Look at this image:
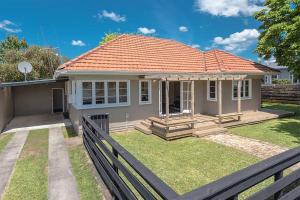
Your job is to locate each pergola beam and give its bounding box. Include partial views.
[145,74,247,81]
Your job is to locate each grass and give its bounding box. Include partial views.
[112,131,263,195]
[68,143,102,200]
[3,129,49,200]
[62,126,78,138]
[230,103,300,148]
[0,133,14,153]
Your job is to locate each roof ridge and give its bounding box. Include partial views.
[213,50,223,72]
[58,34,126,70]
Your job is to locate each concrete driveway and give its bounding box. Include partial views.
[3,114,72,133]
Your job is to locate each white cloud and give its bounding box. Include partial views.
[137,27,156,34]
[196,0,265,17]
[212,29,260,52]
[189,44,200,48]
[98,10,126,22]
[71,40,86,47]
[0,20,22,33]
[179,26,188,32]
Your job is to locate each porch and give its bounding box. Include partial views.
[136,74,247,140]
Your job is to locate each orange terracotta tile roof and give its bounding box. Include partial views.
[59,34,276,74]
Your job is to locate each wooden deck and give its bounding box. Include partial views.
[134,109,295,140]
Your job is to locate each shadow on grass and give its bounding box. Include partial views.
[64,126,78,138]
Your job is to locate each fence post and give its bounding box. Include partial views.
[274,170,283,199]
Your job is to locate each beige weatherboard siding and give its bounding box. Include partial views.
[66,74,263,132]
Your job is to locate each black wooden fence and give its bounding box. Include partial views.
[82,114,300,200]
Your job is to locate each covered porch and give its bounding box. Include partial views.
[136,73,246,140]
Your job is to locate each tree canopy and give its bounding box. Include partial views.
[0,36,67,82]
[99,33,120,45]
[255,0,300,78]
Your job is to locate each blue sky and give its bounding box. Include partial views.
[0,0,265,61]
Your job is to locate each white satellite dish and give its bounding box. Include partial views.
[18,61,32,81]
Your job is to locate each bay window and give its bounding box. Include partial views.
[80,80,130,108]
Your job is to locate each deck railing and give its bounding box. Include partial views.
[82,114,300,200]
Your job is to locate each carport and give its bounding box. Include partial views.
[0,79,67,132]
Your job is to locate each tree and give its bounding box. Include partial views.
[99,33,120,45]
[254,0,300,78]
[0,36,67,82]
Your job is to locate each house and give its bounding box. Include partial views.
[55,34,277,139]
[264,64,299,85]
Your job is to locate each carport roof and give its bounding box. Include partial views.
[0,79,67,88]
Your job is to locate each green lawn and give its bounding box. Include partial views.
[0,133,13,153]
[62,126,78,138]
[68,143,102,200]
[3,129,49,200]
[112,131,262,195]
[230,103,300,148]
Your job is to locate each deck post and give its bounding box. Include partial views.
[218,79,222,124]
[191,80,195,129]
[165,80,169,122]
[237,79,242,120]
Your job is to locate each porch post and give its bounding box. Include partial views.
[218,79,222,124]
[191,80,195,117]
[165,80,169,122]
[237,79,242,120]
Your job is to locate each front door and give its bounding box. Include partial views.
[159,81,192,115]
[52,88,64,113]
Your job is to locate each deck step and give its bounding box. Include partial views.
[193,127,227,138]
[195,121,218,129]
[141,120,151,128]
[135,124,152,135]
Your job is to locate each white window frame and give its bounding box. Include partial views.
[232,79,252,100]
[139,80,152,105]
[75,80,130,109]
[207,80,217,101]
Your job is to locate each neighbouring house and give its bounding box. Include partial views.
[54,34,278,138]
[264,65,299,85]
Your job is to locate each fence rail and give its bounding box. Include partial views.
[82,114,300,200]
[262,84,300,104]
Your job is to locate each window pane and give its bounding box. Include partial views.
[183,82,191,110]
[82,82,92,105]
[245,80,249,97]
[140,81,149,102]
[209,81,216,99]
[96,82,105,104]
[108,82,116,103]
[119,81,128,103]
[233,81,238,98]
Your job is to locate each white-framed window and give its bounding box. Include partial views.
[182,81,192,112]
[119,81,128,103]
[139,80,152,104]
[82,82,93,105]
[207,80,217,101]
[232,79,252,100]
[95,82,105,104]
[78,80,130,108]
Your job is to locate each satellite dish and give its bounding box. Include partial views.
[18,61,32,81]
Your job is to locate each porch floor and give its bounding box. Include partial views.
[135,108,295,140]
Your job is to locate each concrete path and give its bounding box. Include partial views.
[203,133,289,159]
[0,130,29,199]
[48,127,80,200]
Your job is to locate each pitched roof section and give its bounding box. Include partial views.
[59,34,275,74]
